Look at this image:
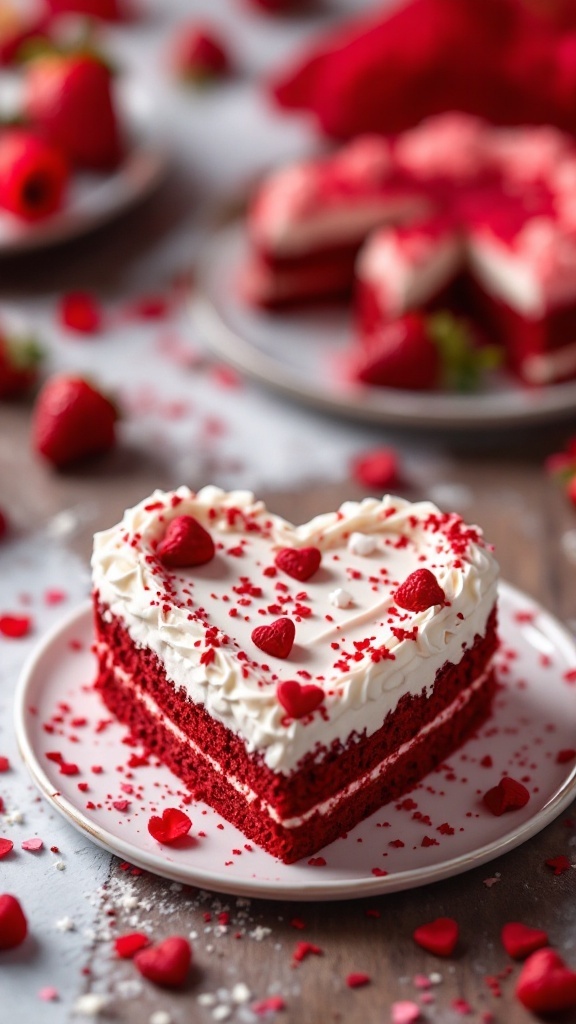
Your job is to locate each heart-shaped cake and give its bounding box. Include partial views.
[92,485,499,862]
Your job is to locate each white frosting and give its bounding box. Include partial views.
[358,224,463,318]
[92,486,499,774]
[252,193,430,257]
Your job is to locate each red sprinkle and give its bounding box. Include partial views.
[0,614,32,638]
[351,447,400,490]
[59,291,103,334]
[346,972,371,988]
[545,855,572,875]
[114,932,150,958]
[292,941,323,963]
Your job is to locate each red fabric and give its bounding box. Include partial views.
[269,0,573,138]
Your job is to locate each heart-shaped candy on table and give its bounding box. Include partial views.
[501,922,549,959]
[134,936,192,988]
[516,948,576,1013]
[413,917,459,956]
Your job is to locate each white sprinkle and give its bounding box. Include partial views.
[348,532,378,556]
[212,1007,232,1022]
[54,861,66,871]
[116,979,143,999]
[120,896,139,910]
[561,529,576,565]
[198,994,217,1007]
[169,882,182,892]
[150,1013,172,1024]
[429,972,443,985]
[329,587,353,609]
[55,916,75,932]
[73,993,111,1016]
[231,982,251,1004]
[4,810,24,825]
[250,926,271,941]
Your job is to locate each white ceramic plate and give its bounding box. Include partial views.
[0,75,167,253]
[14,583,576,901]
[193,223,576,430]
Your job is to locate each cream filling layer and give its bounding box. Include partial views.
[100,650,492,833]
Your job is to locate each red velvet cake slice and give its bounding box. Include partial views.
[92,486,499,864]
[243,135,431,307]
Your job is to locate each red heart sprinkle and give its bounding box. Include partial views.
[276,679,324,719]
[394,569,446,612]
[114,932,150,958]
[483,776,530,816]
[501,922,549,959]
[346,972,371,988]
[516,949,576,1013]
[251,617,295,659]
[413,917,459,957]
[147,807,192,844]
[0,894,28,949]
[157,515,215,568]
[134,935,192,988]
[275,546,321,581]
[0,838,14,859]
[21,838,43,852]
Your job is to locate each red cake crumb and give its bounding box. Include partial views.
[292,940,323,963]
[545,854,571,874]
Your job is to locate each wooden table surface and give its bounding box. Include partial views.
[2,395,576,1024]
[1,3,576,1021]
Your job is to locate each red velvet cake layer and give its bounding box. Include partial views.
[93,600,498,863]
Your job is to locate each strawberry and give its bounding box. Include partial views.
[0,894,28,949]
[31,373,117,468]
[171,24,231,84]
[23,53,123,171]
[42,0,130,20]
[0,129,69,221]
[0,331,43,399]
[354,311,501,391]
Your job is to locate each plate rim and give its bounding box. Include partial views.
[194,222,576,431]
[13,583,576,901]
